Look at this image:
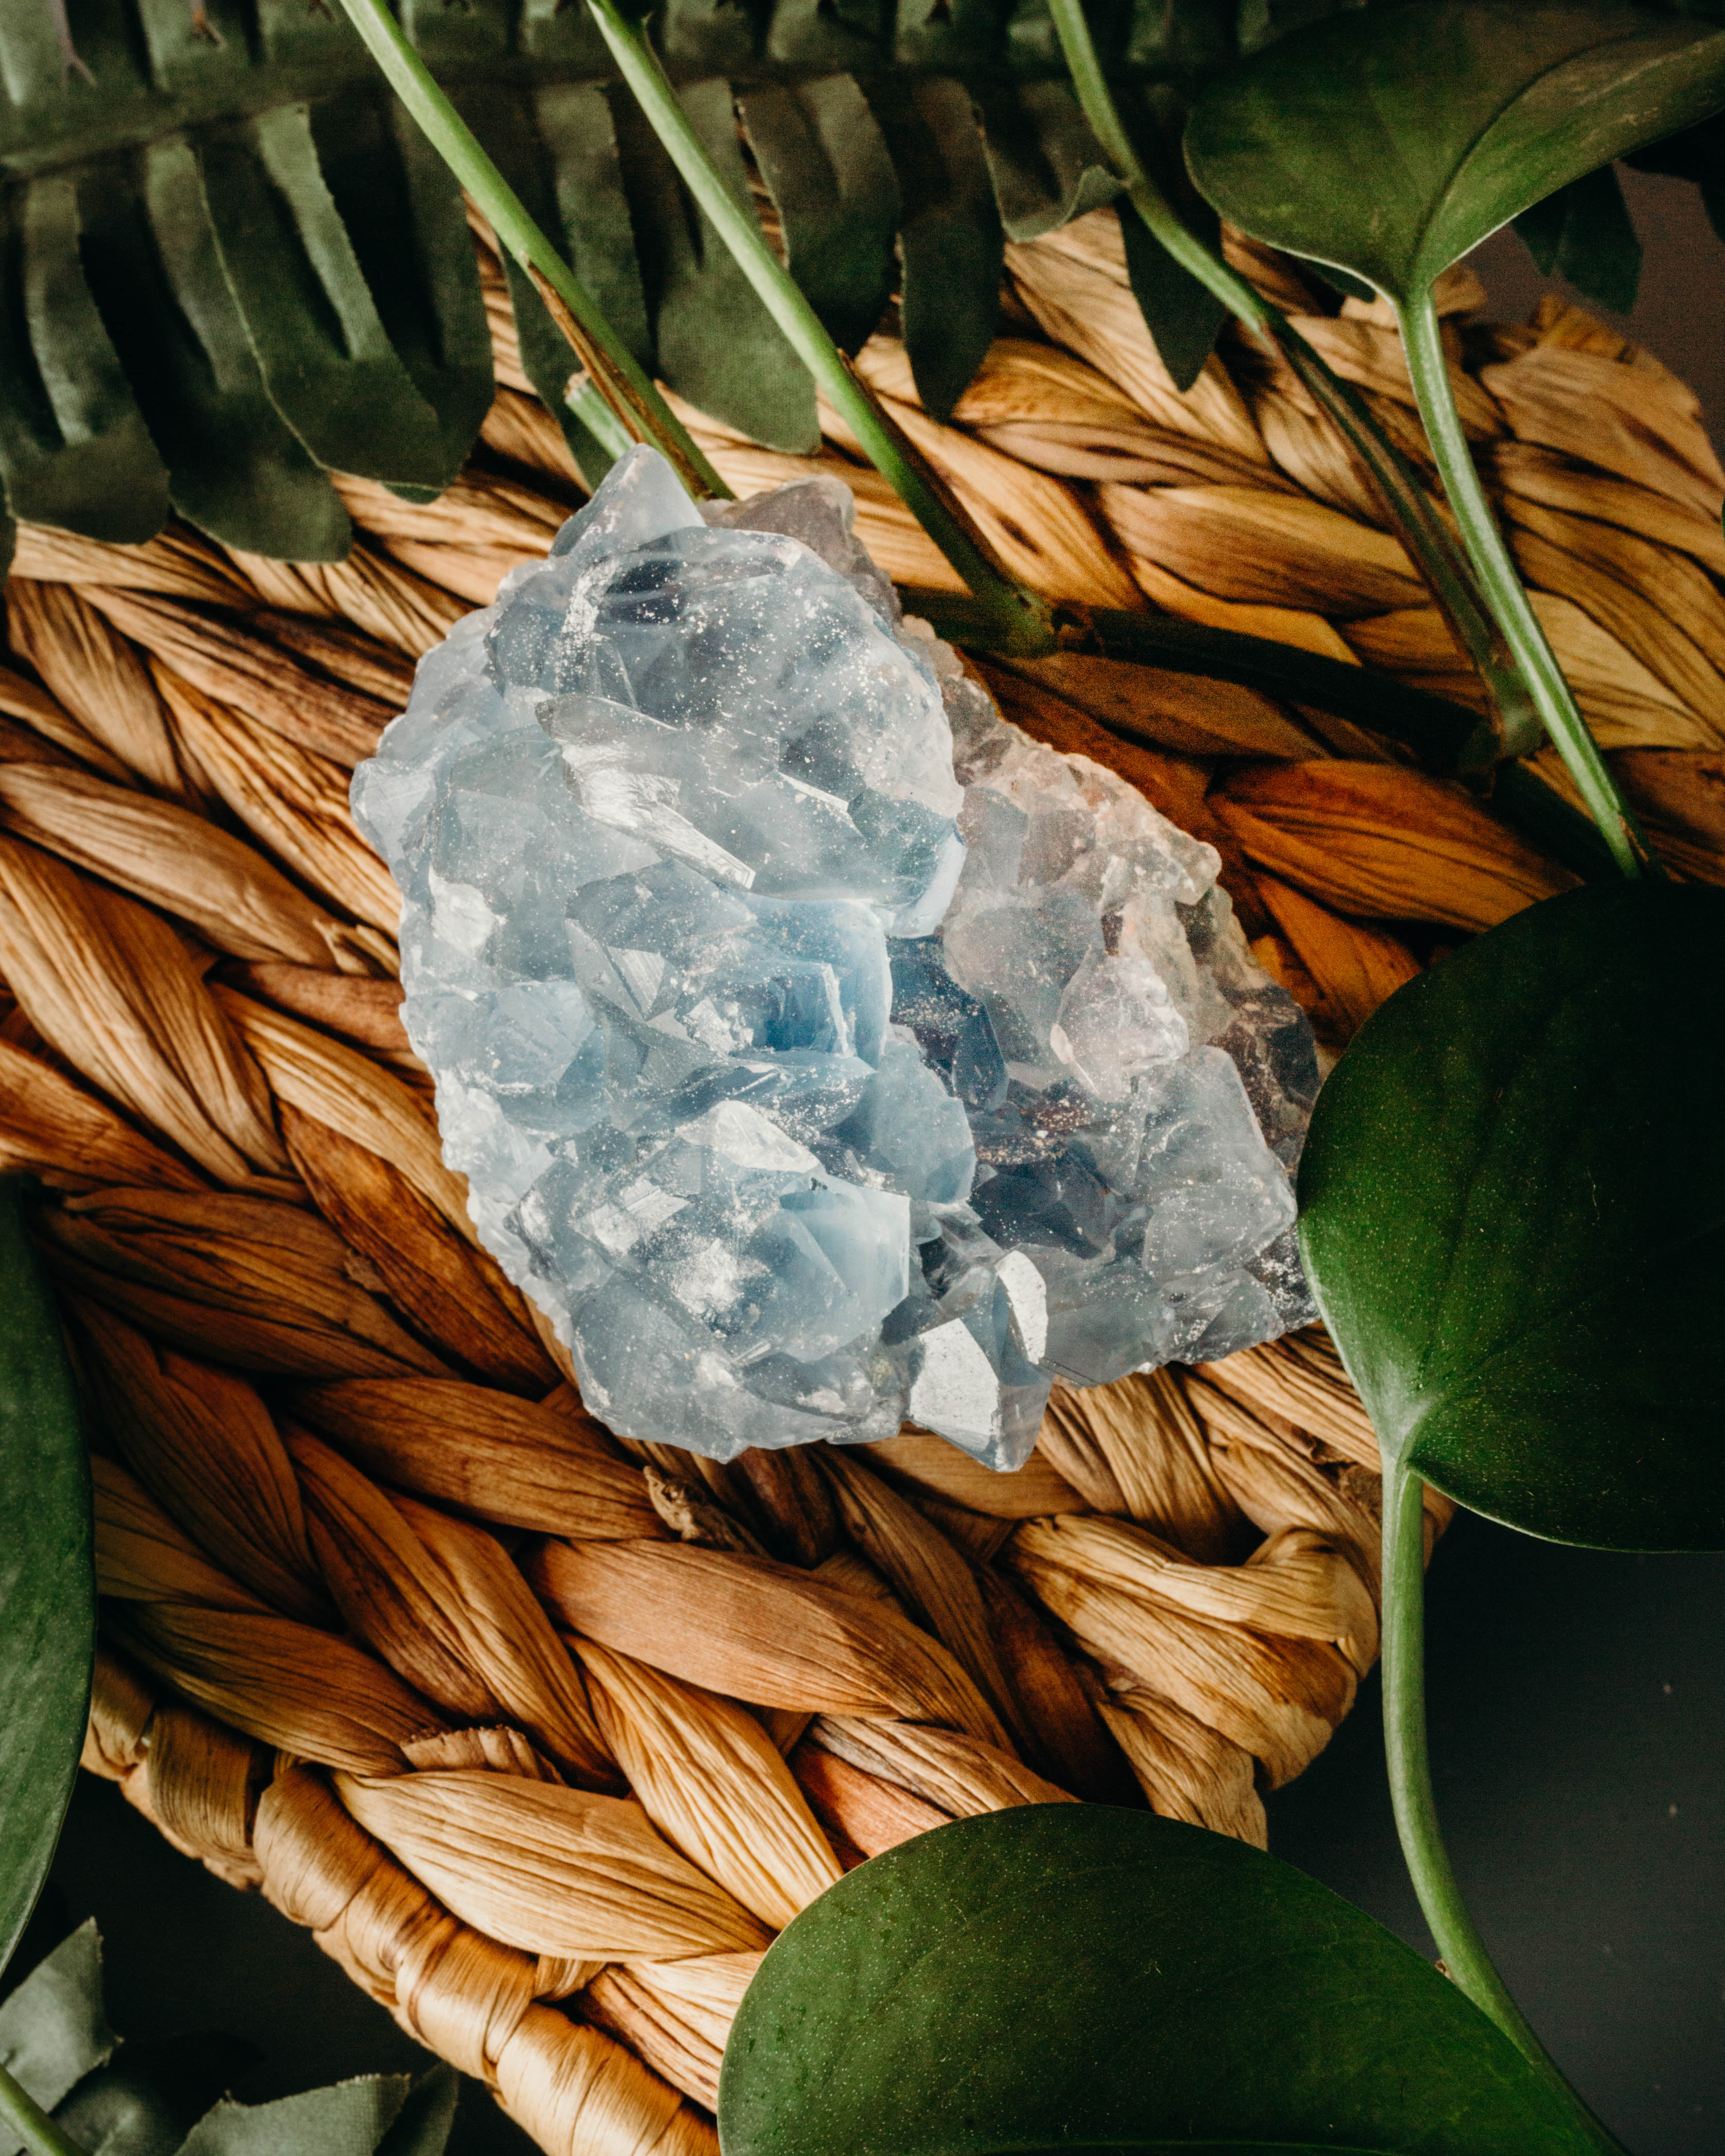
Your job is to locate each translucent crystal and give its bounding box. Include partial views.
[353,447,1319,1470]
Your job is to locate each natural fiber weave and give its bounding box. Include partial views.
[4,210,1721,2156]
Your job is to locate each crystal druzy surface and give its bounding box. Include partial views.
[353,447,1319,1468]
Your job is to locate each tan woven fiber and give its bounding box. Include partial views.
[4,210,1721,2156]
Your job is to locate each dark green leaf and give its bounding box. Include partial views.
[739,77,900,354]
[197,107,449,488]
[975,79,1122,243]
[660,0,759,77]
[374,2068,459,2156]
[54,2032,262,2156]
[896,0,1004,73]
[308,89,496,486]
[864,77,1002,420]
[1113,82,1230,388]
[1513,162,1642,314]
[0,177,170,543]
[175,2077,410,2156]
[719,1807,1596,2156]
[0,1922,113,2137]
[1185,1,1725,302]
[1626,108,1725,243]
[613,78,819,452]
[452,82,634,490]
[1299,881,1725,1549]
[74,138,352,563]
[0,1182,92,1977]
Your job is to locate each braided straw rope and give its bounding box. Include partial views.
[3,210,1720,2155]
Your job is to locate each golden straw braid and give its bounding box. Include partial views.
[0,209,1718,2156]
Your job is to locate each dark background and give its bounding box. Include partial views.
[44,174,1725,2156]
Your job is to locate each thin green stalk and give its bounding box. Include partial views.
[330,0,730,502]
[583,0,1056,657]
[1396,293,1658,878]
[1042,0,1544,767]
[1381,1466,1627,2154]
[0,2063,85,2156]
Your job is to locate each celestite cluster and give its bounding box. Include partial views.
[352,447,1318,1469]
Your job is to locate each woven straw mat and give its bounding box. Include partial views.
[3,211,1721,2156]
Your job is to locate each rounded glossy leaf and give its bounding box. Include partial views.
[0,1183,93,1974]
[1300,883,1725,1549]
[1185,2,1725,301]
[719,1807,1595,2156]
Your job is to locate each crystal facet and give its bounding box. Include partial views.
[353,447,1319,1469]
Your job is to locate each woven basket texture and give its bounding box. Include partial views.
[2,209,1721,2156]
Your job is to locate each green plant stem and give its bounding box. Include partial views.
[1380,1465,1628,2155]
[1396,291,1658,876]
[330,0,730,502]
[583,0,1056,656]
[1042,0,1545,768]
[0,2063,84,2156]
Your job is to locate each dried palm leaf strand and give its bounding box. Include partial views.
[1506,529,1725,741]
[1480,343,1725,519]
[391,1492,611,1785]
[0,1035,202,1194]
[1505,495,1725,677]
[860,1431,1083,1519]
[788,1738,952,1861]
[0,762,378,970]
[1485,439,1725,576]
[335,1770,771,1962]
[74,1300,328,1623]
[40,1187,451,1381]
[280,1102,557,1395]
[530,1539,1008,1750]
[1212,761,1575,931]
[152,668,401,943]
[249,608,416,706]
[981,646,1323,762]
[289,1377,662,1543]
[11,522,254,607]
[0,840,291,1186]
[109,1599,444,1775]
[92,1455,271,1615]
[585,1955,762,2114]
[1036,1370,1247,1564]
[218,961,414,1062]
[1015,1512,1377,1670]
[819,389,1141,611]
[214,990,473,1233]
[0,660,134,781]
[807,1714,1074,1816]
[1098,484,1426,619]
[972,1565,1131,1802]
[819,1449,1024,1749]
[81,585,394,767]
[1008,1530,1353,1789]
[1284,314,1506,443]
[1096,1679,1267,1847]
[1252,874,1421,1042]
[1202,1342,1378,1486]
[573,1638,842,1930]
[252,1761,718,2156]
[229,540,467,660]
[1004,231,1266,463]
[6,579,194,799]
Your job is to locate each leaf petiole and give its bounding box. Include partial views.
[1380,1463,1628,2155]
[1042,0,1544,769]
[0,2062,85,2156]
[583,0,1057,657]
[328,0,730,502]
[1394,290,1658,879]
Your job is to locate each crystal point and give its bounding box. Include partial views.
[354,449,1319,1469]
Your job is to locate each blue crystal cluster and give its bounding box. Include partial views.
[353,448,1318,1468]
